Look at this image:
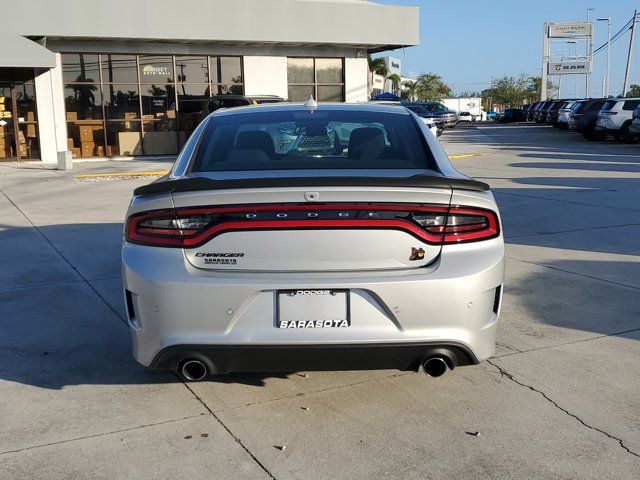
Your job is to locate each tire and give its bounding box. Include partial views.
[584,122,606,141]
[620,124,638,144]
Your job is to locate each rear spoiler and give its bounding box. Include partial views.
[133,174,490,196]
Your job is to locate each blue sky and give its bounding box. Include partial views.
[376,0,640,97]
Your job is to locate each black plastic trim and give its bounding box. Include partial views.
[149,342,479,374]
[133,174,490,196]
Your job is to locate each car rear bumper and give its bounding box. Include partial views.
[122,238,504,372]
[150,342,478,374]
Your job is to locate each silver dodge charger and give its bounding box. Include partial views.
[122,101,504,381]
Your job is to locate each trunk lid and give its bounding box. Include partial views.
[174,184,452,272]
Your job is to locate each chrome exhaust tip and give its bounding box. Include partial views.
[180,360,208,381]
[422,357,448,378]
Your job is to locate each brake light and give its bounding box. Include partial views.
[125,204,500,247]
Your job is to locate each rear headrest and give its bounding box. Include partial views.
[348,127,385,160]
[235,130,275,157]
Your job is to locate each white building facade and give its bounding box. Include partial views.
[0,0,418,162]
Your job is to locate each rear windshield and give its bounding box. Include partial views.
[191,109,435,172]
[587,100,606,111]
[623,99,640,110]
[571,102,585,113]
[601,100,618,111]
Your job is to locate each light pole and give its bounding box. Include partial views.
[567,40,579,97]
[598,17,611,97]
[586,8,594,97]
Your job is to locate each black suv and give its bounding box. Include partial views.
[567,99,606,139]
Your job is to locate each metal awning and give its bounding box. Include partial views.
[0,34,56,69]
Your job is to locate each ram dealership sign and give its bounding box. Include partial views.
[548,60,592,75]
[548,22,593,38]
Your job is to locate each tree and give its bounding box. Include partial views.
[626,84,640,97]
[387,73,401,94]
[368,56,388,97]
[402,80,418,101]
[527,76,556,101]
[414,73,452,101]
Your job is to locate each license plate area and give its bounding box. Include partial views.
[276,289,350,329]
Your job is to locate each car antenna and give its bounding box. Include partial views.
[304,95,318,114]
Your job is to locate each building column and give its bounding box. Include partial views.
[344,57,368,102]
[35,53,67,163]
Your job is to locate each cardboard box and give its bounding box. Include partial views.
[1,146,12,158]
[117,132,142,155]
[70,147,81,158]
[19,144,28,157]
[79,126,94,143]
[124,112,138,120]
[26,123,37,138]
[0,104,5,111]
[95,145,105,157]
[67,138,75,149]
[81,141,95,157]
[66,112,78,121]
[105,146,114,156]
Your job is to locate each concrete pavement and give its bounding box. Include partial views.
[0,124,638,478]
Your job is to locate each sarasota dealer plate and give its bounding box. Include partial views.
[276,290,350,328]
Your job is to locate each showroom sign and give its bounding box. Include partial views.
[548,22,593,38]
[548,60,592,75]
[142,65,171,77]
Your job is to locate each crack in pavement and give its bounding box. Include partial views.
[490,327,640,359]
[0,414,207,456]
[179,376,277,480]
[487,360,640,459]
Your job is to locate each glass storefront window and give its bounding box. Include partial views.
[62,53,100,83]
[287,58,314,83]
[139,55,174,84]
[64,84,103,120]
[315,58,343,84]
[61,53,244,157]
[101,54,138,84]
[175,56,209,84]
[287,58,344,103]
[317,85,343,102]
[220,57,242,84]
[104,84,140,120]
[1,81,40,161]
[288,85,314,103]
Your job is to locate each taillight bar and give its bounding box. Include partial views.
[125,203,500,248]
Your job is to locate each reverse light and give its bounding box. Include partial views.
[125,204,499,248]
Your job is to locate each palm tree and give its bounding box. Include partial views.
[368,56,388,97]
[387,74,401,95]
[402,80,418,101]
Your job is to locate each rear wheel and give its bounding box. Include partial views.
[584,123,606,141]
[620,124,638,144]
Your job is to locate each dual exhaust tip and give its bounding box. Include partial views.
[181,359,208,381]
[179,356,450,382]
[422,356,449,378]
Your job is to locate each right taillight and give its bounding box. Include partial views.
[414,206,499,244]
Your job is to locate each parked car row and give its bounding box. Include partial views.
[512,97,640,143]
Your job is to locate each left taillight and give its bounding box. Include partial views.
[125,210,215,247]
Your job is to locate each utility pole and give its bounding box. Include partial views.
[598,17,612,97]
[622,10,637,97]
[542,23,549,100]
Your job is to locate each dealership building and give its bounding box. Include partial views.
[0,0,418,163]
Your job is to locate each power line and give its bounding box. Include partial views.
[593,15,636,55]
